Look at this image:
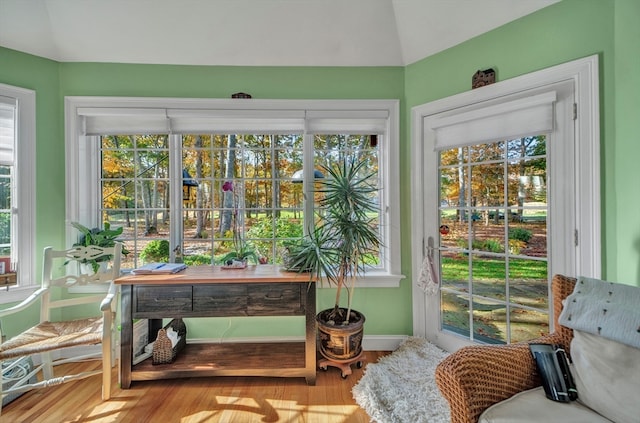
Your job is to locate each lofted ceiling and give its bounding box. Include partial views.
[0,0,559,67]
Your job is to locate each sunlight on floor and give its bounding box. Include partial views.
[81,398,132,422]
[178,395,362,423]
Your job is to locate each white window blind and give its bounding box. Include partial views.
[168,109,305,134]
[305,110,389,134]
[425,91,557,150]
[0,96,16,166]
[76,107,388,135]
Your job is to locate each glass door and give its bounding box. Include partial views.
[438,136,549,344]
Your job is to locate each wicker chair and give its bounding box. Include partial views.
[0,244,122,412]
[435,274,577,423]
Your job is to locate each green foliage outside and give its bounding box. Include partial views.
[141,239,211,266]
[509,227,533,243]
[140,240,170,263]
[453,227,533,256]
[184,254,212,266]
[246,216,304,262]
[456,238,504,253]
[0,212,10,255]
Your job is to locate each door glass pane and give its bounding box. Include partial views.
[471,254,506,300]
[509,306,549,343]
[438,135,549,344]
[470,163,505,208]
[440,252,469,290]
[508,259,548,309]
[441,290,470,338]
[472,297,505,343]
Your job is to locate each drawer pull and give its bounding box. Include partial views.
[264,293,284,300]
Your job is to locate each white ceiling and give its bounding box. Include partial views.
[0,0,559,67]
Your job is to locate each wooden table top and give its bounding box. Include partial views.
[115,264,315,285]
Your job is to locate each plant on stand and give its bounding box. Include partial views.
[219,181,259,267]
[71,221,129,273]
[285,156,381,373]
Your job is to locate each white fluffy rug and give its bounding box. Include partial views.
[352,337,451,423]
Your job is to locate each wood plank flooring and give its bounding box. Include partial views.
[2,351,389,423]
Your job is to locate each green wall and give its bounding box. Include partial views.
[1,0,638,340]
[0,48,65,337]
[613,0,640,284]
[405,0,627,284]
[404,0,640,286]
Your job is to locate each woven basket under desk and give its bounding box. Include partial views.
[152,318,187,365]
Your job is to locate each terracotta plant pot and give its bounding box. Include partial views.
[316,308,365,362]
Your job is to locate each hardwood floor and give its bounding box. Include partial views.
[2,351,389,423]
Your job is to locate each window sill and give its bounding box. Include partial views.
[316,271,405,289]
[0,285,38,305]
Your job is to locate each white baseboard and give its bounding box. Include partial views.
[362,335,408,351]
[49,334,408,362]
[189,334,408,352]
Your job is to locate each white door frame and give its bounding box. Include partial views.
[410,55,600,349]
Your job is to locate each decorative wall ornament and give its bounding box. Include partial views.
[472,68,496,89]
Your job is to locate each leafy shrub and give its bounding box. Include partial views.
[509,228,533,243]
[140,240,170,263]
[184,254,212,266]
[246,217,304,262]
[456,238,504,253]
[482,239,504,253]
[509,239,527,255]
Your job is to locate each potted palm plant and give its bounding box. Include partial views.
[285,156,381,365]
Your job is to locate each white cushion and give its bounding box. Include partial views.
[571,330,640,423]
[479,387,612,423]
[559,277,640,349]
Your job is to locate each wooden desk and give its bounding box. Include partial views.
[115,265,316,387]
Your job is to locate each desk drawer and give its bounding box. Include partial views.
[134,285,192,315]
[248,283,303,316]
[193,285,247,316]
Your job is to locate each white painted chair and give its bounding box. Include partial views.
[0,243,122,412]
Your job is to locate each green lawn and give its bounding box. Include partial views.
[442,256,547,280]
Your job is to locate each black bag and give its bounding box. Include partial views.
[529,343,578,402]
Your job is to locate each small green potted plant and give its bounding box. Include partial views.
[285,156,381,365]
[71,221,129,272]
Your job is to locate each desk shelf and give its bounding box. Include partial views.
[131,342,309,381]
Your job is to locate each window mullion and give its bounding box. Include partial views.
[169,134,183,262]
[302,130,315,236]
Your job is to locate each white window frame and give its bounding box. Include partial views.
[0,83,37,304]
[410,55,600,349]
[64,97,403,287]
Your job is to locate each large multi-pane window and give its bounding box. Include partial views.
[99,132,381,271]
[66,98,401,287]
[0,84,36,303]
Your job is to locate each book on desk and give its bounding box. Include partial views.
[132,262,187,275]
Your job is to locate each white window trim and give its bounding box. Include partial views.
[410,55,600,347]
[64,97,404,287]
[0,83,37,304]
